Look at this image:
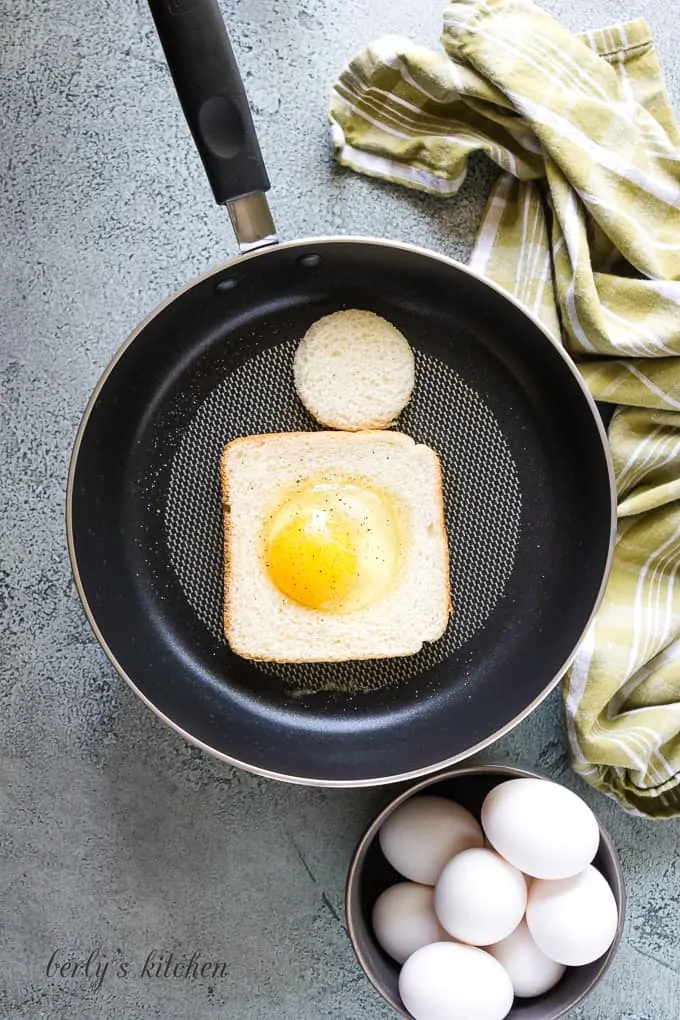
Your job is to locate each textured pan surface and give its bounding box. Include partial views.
[166,339,521,692]
[68,239,615,784]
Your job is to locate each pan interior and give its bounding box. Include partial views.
[70,240,613,782]
[165,338,521,694]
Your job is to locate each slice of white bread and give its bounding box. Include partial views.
[220,430,451,663]
[293,309,415,431]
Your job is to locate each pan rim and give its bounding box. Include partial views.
[66,234,617,787]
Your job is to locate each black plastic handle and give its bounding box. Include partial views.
[147,0,270,206]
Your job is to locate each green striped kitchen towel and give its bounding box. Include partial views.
[329,0,680,817]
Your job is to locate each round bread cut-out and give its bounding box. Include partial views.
[293,309,415,430]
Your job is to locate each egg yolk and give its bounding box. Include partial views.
[264,478,402,613]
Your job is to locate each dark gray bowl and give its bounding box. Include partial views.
[346,764,626,1020]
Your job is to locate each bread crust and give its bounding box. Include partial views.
[220,443,233,647]
[429,446,453,620]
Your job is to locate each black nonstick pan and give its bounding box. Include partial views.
[67,0,615,786]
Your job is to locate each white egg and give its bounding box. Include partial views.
[526,865,619,966]
[481,778,600,880]
[379,796,484,885]
[399,942,514,1020]
[487,919,566,998]
[434,847,527,946]
[372,882,452,965]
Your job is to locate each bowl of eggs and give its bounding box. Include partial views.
[346,764,625,1020]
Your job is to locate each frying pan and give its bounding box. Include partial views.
[66,0,616,787]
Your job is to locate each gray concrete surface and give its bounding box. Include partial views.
[2,1,680,1017]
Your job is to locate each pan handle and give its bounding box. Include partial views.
[146,0,278,251]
